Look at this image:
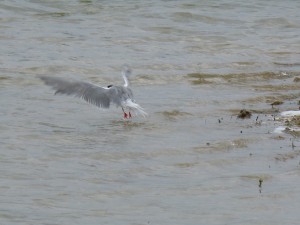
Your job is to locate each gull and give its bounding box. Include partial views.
[39,65,147,119]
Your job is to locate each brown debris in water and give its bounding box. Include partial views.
[272,135,285,140]
[242,93,300,105]
[284,115,300,127]
[271,100,284,107]
[196,138,249,152]
[275,150,300,161]
[259,178,263,193]
[160,110,192,120]
[186,73,215,85]
[229,108,278,115]
[258,178,263,188]
[190,78,212,85]
[283,127,300,137]
[237,109,252,119]
[293,77,300,82]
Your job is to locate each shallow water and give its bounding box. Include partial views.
[1,1,300,224]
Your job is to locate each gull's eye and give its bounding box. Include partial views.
[107,84,113,88]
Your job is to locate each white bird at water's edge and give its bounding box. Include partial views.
[38,65,147,119]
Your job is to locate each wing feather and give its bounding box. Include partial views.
[39,76,111,108]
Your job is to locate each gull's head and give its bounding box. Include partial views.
[121,64,131,87]
[122,64,132,77]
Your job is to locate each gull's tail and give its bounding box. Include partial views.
[124,99,148,117]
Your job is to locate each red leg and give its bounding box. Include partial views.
[122,107,128,119]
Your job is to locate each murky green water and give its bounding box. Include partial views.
[1,1,300,224]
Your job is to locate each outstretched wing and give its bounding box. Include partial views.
[39,76,112,108]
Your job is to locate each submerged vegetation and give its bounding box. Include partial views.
[237,109,252,119]
[186,71,299,85]
[185,70,300,168]
[160,110,192,120]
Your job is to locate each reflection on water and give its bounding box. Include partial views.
[1,0,300,224]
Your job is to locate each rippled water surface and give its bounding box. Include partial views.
[1,1,300,224]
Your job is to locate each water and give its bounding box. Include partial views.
[1,1,300,224]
